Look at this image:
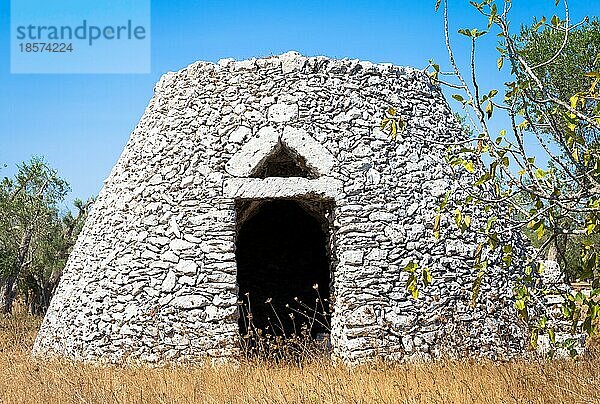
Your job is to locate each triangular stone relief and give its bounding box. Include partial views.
[225,126,336,178]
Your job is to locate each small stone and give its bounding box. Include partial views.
[170,239,194,251]
[280,51,305,73]
[217,58,234,67]
[365,168,381,185]
[179,275,195,286]
[171,295,209,309]
[539,260,564,284]
[369,211,396,222]
[180,176,194,188]
[341,250,364,265]
[268,103,298,123]
[161,270,176,292]
[161,250,179,263]
[406,203,419,216]
[175,260,198,276]
[366,249,387,261]
[148,173,163,185]
[228,126,252,143]
[168,217,181,238]
[402,335,414,353]
[205,306,218,321]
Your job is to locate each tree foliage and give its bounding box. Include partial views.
[516,17,600,142]
[385,0,600,354]
[0,158,92,314]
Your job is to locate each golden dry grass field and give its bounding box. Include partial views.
[1,306,599,404]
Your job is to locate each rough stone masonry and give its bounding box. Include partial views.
[33,51,530,364]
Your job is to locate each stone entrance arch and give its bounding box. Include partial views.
[235,199,332,337]
[225,125,339,339]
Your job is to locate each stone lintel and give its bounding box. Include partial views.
[223,177,342,200]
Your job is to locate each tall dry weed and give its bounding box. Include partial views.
[0,305,598,404]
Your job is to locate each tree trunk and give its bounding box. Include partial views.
[0,276,17,314]
[2,228,33,314]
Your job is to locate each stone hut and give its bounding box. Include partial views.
[33,52,527,363]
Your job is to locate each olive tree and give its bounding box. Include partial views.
[0,158,92,314]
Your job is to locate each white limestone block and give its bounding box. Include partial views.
[268,103,298,123]
[340,250,364,265]
[223,177,342,200]
[282,126,336,176]
[280,50,305,73]
[175,260,198,276]
[171,295,209,309]
[225,126,280,177]
[169,239,194,251]
[228,126,251,144]
[161,270,176,292]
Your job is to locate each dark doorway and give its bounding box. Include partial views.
[235,199,331,338]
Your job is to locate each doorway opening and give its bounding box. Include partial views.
[235,199,332,338]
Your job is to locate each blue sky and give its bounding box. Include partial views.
[0,0,597,208]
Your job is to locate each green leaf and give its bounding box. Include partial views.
[517,120,529,131]
[471,263,486,306]
[515,299,525,311]
[473,172,490,186]
[407,275,419,299]
[452,94,465,103]
[561,304,573,319]
[433,214,441,240]
[439,190,451,211]
[548,328,556,344]
[488,3,497,28]
[458,28,472,37]
[584,71,600,79]
[464,160,475,173]
[473,243,483,263]
[532,17,546,31]
[390,120,398,140]
[485,216,497,232]
[487,232,499,249]
[471,29,487,38]
[586,222,596,235]
[530,328,539,348]
[535,168,547,179]
[583,315,593,335]
[485,101,494,119]
[454,208,462,228]
[380,118,390,131]
[422,267,432,286]
[404,260,418,273]
[536,222,545,241]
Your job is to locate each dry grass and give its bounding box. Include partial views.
[1,308,599,403]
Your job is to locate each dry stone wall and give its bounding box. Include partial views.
[33,51,528,363]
